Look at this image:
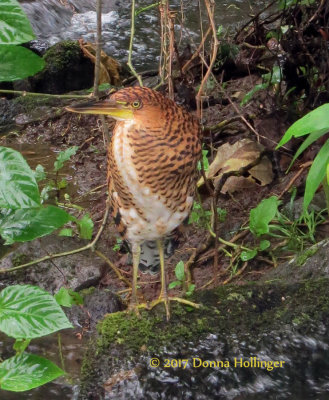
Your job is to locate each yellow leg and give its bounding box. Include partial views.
[130,242,141,316]
[149,239,200,321]
[157,238,170,320]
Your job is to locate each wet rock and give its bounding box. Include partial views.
[0,234,103,293]
[67,289,125,331]
[78,239,329,399]
[28,41,94,94]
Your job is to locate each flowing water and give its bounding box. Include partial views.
[19,0,263,70]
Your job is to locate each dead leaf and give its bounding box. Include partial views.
[198,138,273,193]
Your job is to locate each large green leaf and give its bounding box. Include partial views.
[287,128,329,171]
[0,146,40,209]
[0,353,64,391]
[249,196,279,236]
[303,138,329,211]
[277,104,329,148]
[0,45,45,81]
[0,285,73,339]
[0,205,72,244]
[0,0,35,44]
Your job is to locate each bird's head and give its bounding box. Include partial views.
[66,87,168,122]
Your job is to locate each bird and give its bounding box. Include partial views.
[67,86,201,320]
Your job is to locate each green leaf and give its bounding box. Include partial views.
[0,205,72,244]
[13,339,30,354]
[240,249,257,261]
[0,353,64,391]
[54,146,79,172]
[276,104,329,148]
[77,213,94,240]
[0,45,45,81]
[287,129,328,172]
[186,284,195,296]
[327,163,329,186]
[174,260,185,281]
[34,164,46,182]
[0,146,40,209]
[303,138,329,211]
[259,239,271,251]
[0,285,72,339]
[263,65,282,85]
[57,178,67,189]
[0,0,35,45]
[249,196,279,236]
[168,281,181,289]
[58,228,73,237]
[55,287,83,308]
[240,83,268,106]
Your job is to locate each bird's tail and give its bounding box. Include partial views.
[138,238,178,275]
[122,237,179,275]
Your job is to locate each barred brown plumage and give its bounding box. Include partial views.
[67,86,201,320]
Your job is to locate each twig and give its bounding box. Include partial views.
[195,0,219,119]
[0,89,90,99]
[203,116,241,133]
[182,26,211,74]
[277,161,312,200]
[93,0,102,97]
[94,249,131,287]
[127,0,143,87]
[0,202,111,274]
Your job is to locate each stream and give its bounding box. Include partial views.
[19,0,264,70]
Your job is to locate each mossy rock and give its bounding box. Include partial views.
[78,275,329,399]
[30,40,94,94]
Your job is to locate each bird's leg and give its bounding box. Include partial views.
[130,242,141,316]
[150,239,200,320]
[151,239,170,320]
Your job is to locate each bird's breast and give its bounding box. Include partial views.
[111,121,193,243]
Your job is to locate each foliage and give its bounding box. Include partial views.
[0,285,72,392]
[249,196,280,236]
[241,66,282,106]
[168,261,195,296]
[112,238,123,252]
[247,194,326,257]
[189,201,226,228]
[0,0,44,81]
[0,146,94,244]
[55,287,83,307]
[0,147,72,244]
[276,103,329,212]
[278,0,316,10]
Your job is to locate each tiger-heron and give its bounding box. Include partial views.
[67,87,201,320]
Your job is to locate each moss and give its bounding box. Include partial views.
[94,279,329,355]
[79,278,329,397]
[97,304,210,354]
[12,253,30,267]
[43,41,81,71]
[79,286,96,298]
[295,246,319,266]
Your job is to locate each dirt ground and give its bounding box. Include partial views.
[1,70,327,307]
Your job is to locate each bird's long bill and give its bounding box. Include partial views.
[66,99,133,120]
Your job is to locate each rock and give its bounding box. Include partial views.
[28,40,94,94]
[78,239,329,399]
[0,234,103,294]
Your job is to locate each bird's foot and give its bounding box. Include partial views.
[149,296,200,321]
[127,301,148,318]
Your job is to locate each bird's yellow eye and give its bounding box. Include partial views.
[131,101,141,108]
